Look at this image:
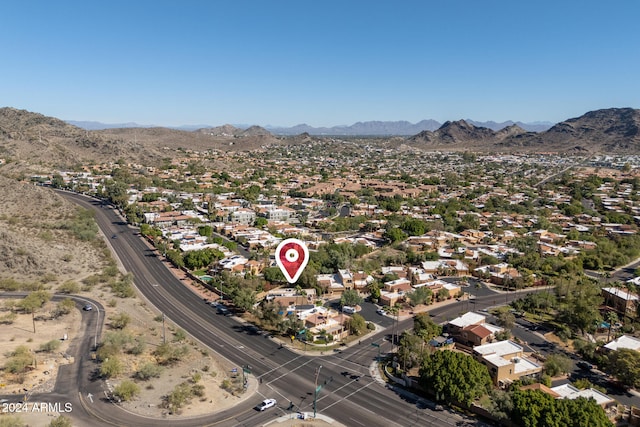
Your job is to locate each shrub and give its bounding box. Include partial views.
[4,345,33,374]
[0,416,26,427]
[58,281,80,294]
[129,337,146,355]
[48,415,72,427]
[100,356,123,378]
[110,312,131,329]
[113,380,140,401]
[173,329,187,342]
[135,362,162,381]
[39,339,62,353]
[153,342,189,365]
[52,298,76,318]
[163,382,193,413]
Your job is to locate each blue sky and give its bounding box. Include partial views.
[1,1,639,127]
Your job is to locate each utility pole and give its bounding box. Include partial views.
[162,313,166,344]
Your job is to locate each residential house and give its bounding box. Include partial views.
[229,208,256,225]
[603,335,640,352]
[379,278,412,307]
[446,312,502,347]
[473,340,542,386]
[602,287,639,318]
[549,384,616,409]
[474,263,521,286]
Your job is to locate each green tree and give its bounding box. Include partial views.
[18,290,51,333]
[368,281,381,301]
[407,286,432,307]
[510,389,611,427]
[397,331,427,370]
[558,279,602,335]
[384,227,407,243]
[495,307,516,330]
[340,289,363,307]
[544,353,573,377]
[510,389,557,427]
[263,266,286,283]
[419,350,492,405]
[413,313,442,341]
[232,287,256,312]
[607,348,640,388]
[257,300,282,329]
[104,179,129,209]
[346,313,366,336]
[254,217,268,228]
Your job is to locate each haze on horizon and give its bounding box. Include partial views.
[1,1,639,128]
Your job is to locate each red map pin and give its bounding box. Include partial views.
[275,238,309,284]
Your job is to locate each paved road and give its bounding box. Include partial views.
[54,193,482,426]
[0,294,106,427]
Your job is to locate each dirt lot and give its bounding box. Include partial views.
[1,293,249,425]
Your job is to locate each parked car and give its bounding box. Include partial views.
[376,308,386,315]
[255,398,277,411]
[577,361,594,371]
[342,306,356,314]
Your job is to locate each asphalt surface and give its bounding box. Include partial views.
[15,190,633,426]
[47,192,483,427]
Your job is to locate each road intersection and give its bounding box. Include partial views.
[1,192,525,426]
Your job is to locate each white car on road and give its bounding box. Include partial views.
[256,398,277,411]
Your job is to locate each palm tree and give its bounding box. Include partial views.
[606,311,619,342]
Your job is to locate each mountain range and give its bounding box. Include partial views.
[1,107,639,171]
[67,118,552,135]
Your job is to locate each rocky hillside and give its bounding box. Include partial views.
[0,175,105,282]
[408,108,640,153]
[0,108,282,169]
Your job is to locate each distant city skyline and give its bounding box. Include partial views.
[1,1,639,128]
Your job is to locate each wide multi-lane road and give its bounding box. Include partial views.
[54,192,510,426]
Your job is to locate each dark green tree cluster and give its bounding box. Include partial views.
[182,248,224,270]
[310,242,371,273]
[340,289,363,307]
[605,348,640,388]
[509,389,611,427]
[419,350,492,406]
[396,314,443,370]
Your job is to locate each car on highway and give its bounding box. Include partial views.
[217,305,232,316]
[255,398,277,411]
[82,304,93,311]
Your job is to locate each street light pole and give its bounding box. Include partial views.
[94,305,100,350]
[314,365,322,418]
